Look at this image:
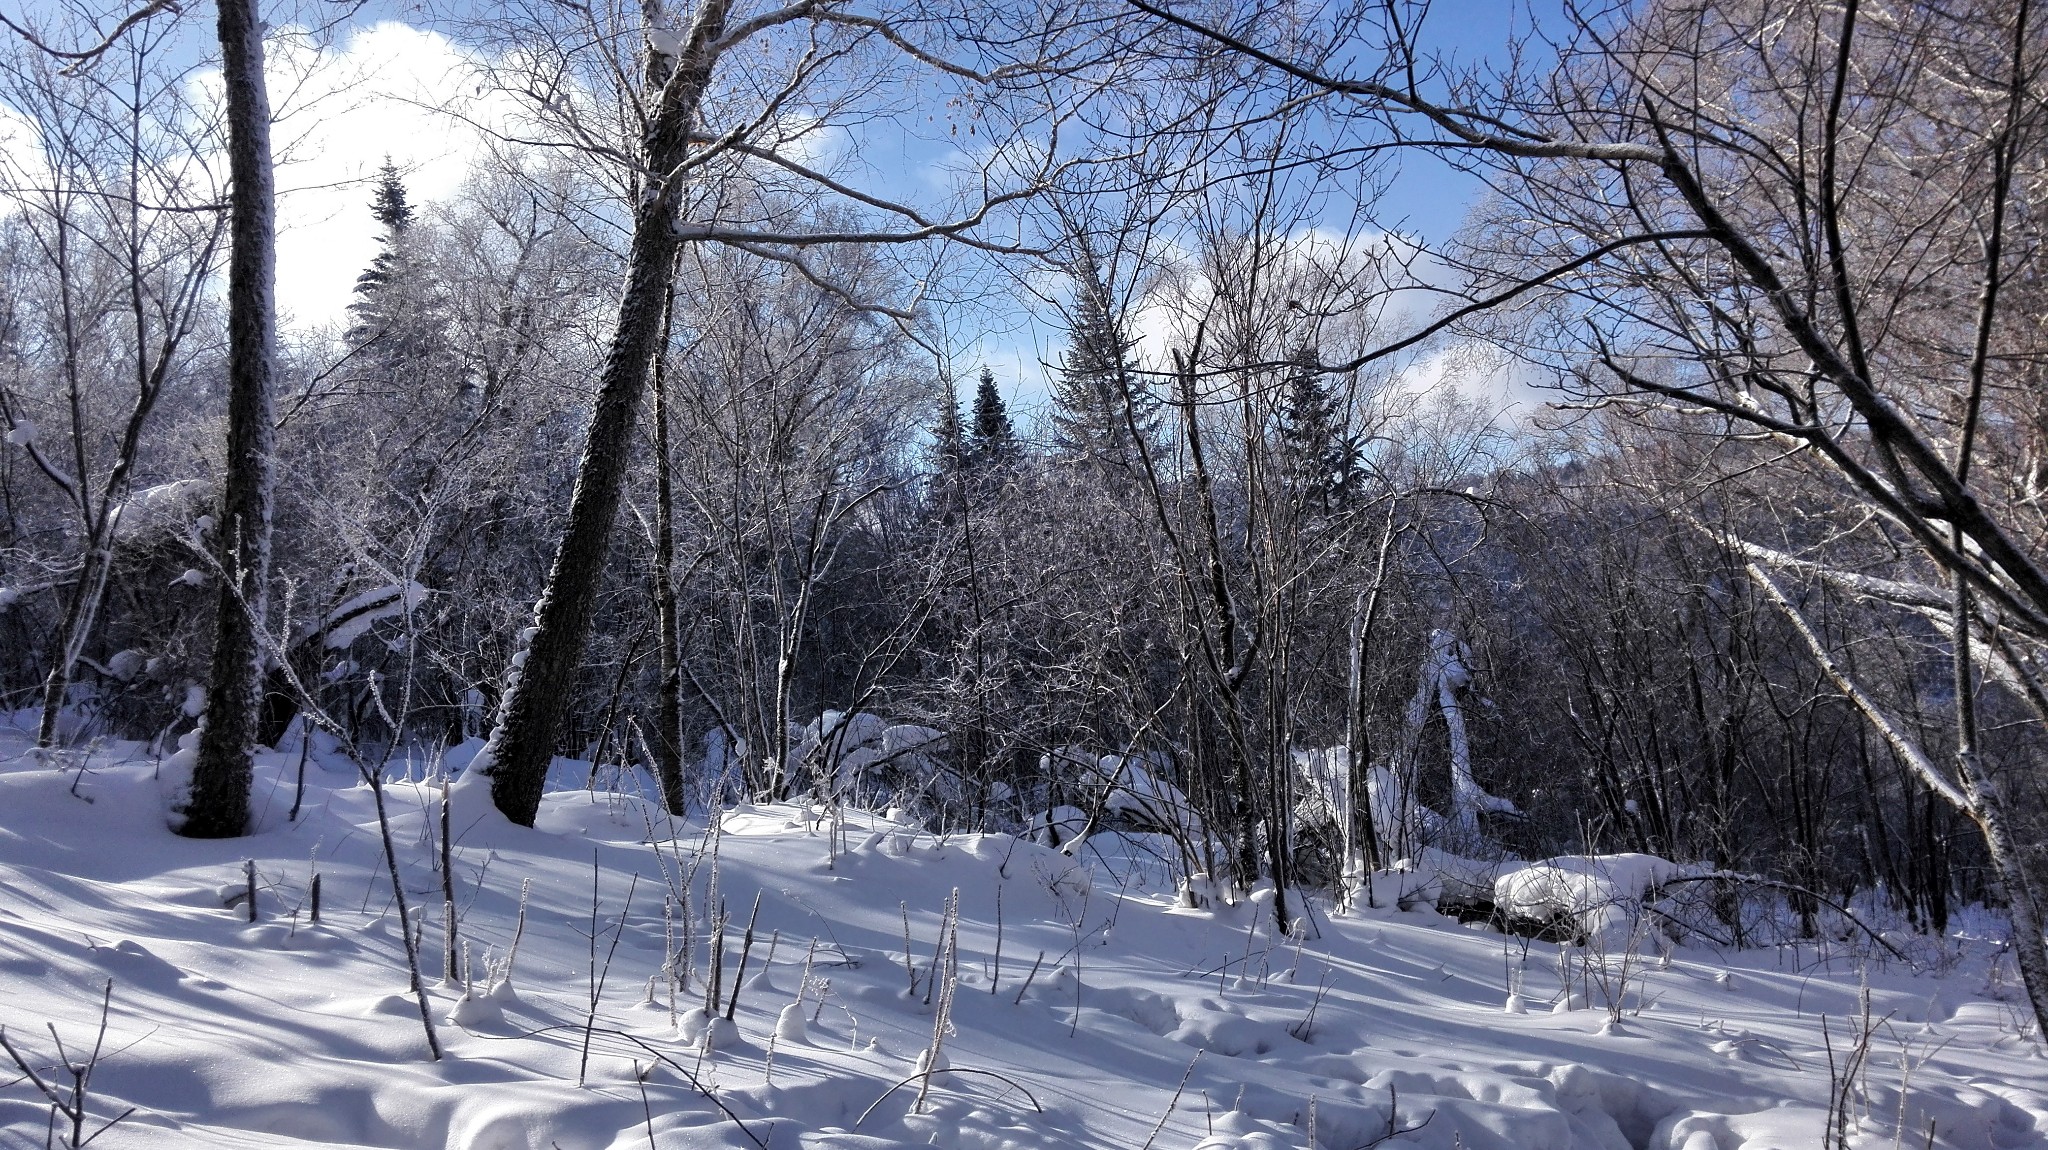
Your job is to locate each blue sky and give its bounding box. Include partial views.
[1366,0,1572,242]
[132,0,1571,418]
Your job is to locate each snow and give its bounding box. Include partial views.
[646,25,683,55]
[1293,747,1425,854]
[103,648,147,682]
[1405,629,1518,840]
[4,418,33,446]
[317,582,429,649]
[1040,747,1204,841]
[108,479,211,542]
[1,729,2043,1150]
[784,711,948,803]
[1495,854,1701,945]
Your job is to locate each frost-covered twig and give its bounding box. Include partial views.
[579,857,639,1086]
[1012,950,1045,1006]
[724,892,762,1021]
[1140,1050,1202,1150]
[0,978,136,1148]
[485,1024,767,1149]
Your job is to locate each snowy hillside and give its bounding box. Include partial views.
[1,734,2042,1150]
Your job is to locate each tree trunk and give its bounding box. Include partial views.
[1952,575,2048,1041]
[1968,784,2048,1041]
[648,272,687,814]
[1344,508,1397,875]
[180,0,276,839]
[477,1,731,826]
[38,534,114,748]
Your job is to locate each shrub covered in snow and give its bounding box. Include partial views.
[1494,853,1700,945]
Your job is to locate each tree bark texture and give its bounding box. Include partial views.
[479,1,730,826]
[649,272,687,814]
[181,0,275,839]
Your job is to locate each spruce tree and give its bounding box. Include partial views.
[921,378,970,527]
[929,380,966,482]
[1049,263,1155,471]
[345,161,451,394]
[967,366,1016,469]
[346,162,411,341]
[1275,348,1361,517]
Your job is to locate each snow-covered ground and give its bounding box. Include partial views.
[1,733,2042,1149]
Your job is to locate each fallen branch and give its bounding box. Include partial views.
[1654,874,1909,963]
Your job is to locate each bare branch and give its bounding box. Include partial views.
[0,0,182,72]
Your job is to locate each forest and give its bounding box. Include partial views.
[2,0,2046,1110]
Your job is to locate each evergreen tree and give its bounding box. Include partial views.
[371,160,413,229]
[967,365,1016,468]
[345,161,453,394]
[929,379,966,478]
[1048,260,1155,471]
[346,162,412,340]
[1275,347,1362,517]
[925,379,967,517]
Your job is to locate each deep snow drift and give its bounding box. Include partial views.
[0,732,2042,1149]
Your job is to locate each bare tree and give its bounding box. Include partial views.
[466,0,1124,824]
[1130,0,2048,1032]
[0,13,224,751]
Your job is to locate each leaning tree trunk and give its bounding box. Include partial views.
[476,1,732,827]
[1752,561,2048,1044]
[179,0,275,839]
[38,523,118,749]
[1951,578,2048,1042]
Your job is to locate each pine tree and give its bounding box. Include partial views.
[1049,261,1155,472]
[967,366,1016,469]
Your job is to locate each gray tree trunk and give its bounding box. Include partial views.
[648,274,687,814]
[180,0,275,839]
[477,1,731,826]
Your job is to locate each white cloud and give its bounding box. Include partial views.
[0,99,45,190]
[231,22,513,330]
[1121,226,1451,376]
[1387,342,1550,427]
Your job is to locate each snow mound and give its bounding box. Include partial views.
[109,478,210,543]
[1495,853,1696,944]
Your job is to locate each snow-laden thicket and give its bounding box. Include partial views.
[3,729,2043,1150]
[1494,854,1699,947]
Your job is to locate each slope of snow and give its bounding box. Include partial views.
[0,730,2042,1150]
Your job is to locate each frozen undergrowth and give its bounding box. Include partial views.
[0,731,2042,1150]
